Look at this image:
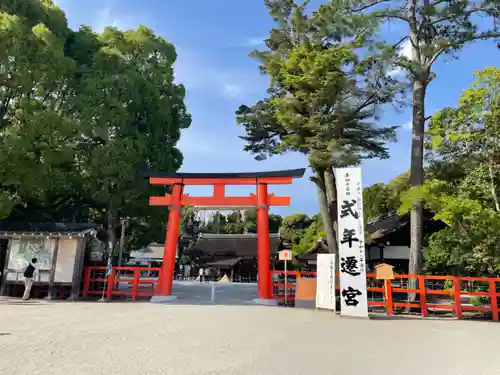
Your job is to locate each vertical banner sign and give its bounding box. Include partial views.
[336,167,369,318]
[316,254,336,311]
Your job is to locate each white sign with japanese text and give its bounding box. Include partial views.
[316,254,336,311]
[336,167,369,318]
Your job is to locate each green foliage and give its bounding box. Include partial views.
[398,68,500,275]
[0,1,190,253]
[361,171,411,222]
[279,212,324,255]
[238,0,401,255]
[197,209,283,235]
[237,1,400,169]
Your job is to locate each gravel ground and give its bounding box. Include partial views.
[0,300,499,375]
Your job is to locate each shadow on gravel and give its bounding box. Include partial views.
[0,301,53,306]
[0,333,11,336]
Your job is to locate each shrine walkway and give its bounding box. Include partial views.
[0,301,498,375]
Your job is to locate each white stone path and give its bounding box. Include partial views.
[0,300,499,375]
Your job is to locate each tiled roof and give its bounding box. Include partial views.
[297,240,330,261]
[190,233,281,258]
[366,211,410,241]
[366,210,444,242]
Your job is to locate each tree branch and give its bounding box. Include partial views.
[393,35,410,49]
[351,0,392,12]
[373,12,409,22]
[427,32,500,68]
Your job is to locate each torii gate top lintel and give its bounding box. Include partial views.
[149,168,306,208]
[149,168,306,185]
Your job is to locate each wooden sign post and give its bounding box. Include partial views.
[279,250,293,305]
[375,263,395,316]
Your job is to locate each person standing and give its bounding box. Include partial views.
[22,258,38,301]
[198,267,204,283]
[204,267,211,283]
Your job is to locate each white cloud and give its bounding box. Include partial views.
[91,4,141,33]
[222,83,243,99]
[401,120,412,130]
[174,47,262,100]
[56,0,142,33]
[245,37,266,47]
[388,39,414,77]
[226,37,266,48]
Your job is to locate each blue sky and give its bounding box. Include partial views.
[54,0,499,216]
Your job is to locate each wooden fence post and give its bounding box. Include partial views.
[106,269,114,300]
[453,277,462,320]
[489,279,498,322]
[132,269,139,301]
[82,267,90,298]
[419,277,427,317]
[385,279,393,316]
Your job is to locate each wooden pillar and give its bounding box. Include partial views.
[47,237,60,300]
[257,183,271,300]
[155,183,183,298]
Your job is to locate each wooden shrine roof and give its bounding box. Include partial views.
[296,240,330,261]
[366,210,445,243]
[150,168,306,179]
[189,233,282,258]
[206,257,243,268]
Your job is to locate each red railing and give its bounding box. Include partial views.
[271,270,500,321]
[82,266,160,301]
[82,266,500,321]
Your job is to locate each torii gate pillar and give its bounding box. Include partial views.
[148,169,305,304]
[256,183,271,300]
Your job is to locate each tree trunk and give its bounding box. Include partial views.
[323,166,339,249]
[408,78,427,302]
[487,160,500,212]
[311,170,338,255]
[106,207,117,262]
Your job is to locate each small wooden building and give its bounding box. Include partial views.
[366,210,446,272]
[186,233,282,282]
[0,222,106,299]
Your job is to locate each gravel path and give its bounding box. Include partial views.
[0,301,498,375]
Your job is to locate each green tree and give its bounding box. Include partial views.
[0,1,191,256]
[72,25,190,252]
[362,171,410,221]
[363,183,390,221]
[400,67,500,275]
[237,0,399,255]
[0,0,80,219]
[279,212,324,254]
[279,213,312,243]
[341,0,500,277]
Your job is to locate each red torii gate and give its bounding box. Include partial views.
[148,169,305,303]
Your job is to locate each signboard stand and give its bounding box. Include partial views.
[278,250,293,305]
[284,258,288,305]
[376,263,395,316]
[316,253,336,311]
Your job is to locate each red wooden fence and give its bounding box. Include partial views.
[271,270,500,321]
[82,266,500,321]
[82,266,160,301]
